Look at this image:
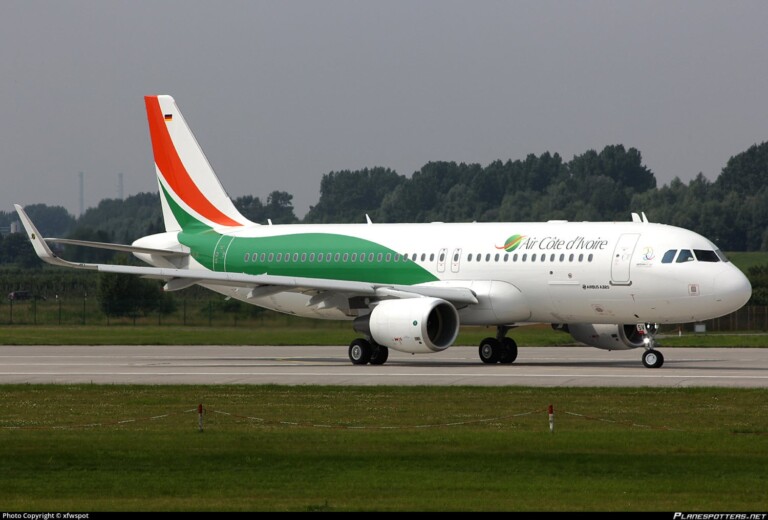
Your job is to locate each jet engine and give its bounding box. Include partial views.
[555,323,647,351]
[354,297,460,354]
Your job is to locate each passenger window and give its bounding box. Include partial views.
[494,253,499,262]
[260,253,266,262]
[476,253,481,261]
[522,254,527,261]
[504,254,509,262]
[334,253,341,262]
[276,253,283,262]
[694,250,719,262]
[268,253,274,262]
[309,253,315,262]
[429,253,435,261]
[439,252,445,262]
[676,250,694,263]
[420,253,426,261]
[300,253,306,262]
[386,253,392,262]
[531,254,536,262]
[467,254,472,262]
[343,253,349,262]
[244,253,250,262]
[661,250,677,264]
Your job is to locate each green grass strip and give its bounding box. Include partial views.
[0,385,766,511]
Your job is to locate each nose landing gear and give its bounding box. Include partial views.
[639,323,664,368]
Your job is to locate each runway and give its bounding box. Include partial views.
[1,345,767,387]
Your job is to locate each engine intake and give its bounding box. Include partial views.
[354,297,460,354]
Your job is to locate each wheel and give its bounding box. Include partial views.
[479,337,501,364]
[349,338,372,365]
[499,337,518,364]
[642,349,664,369]
[369,344,389,365]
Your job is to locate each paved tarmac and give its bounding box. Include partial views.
[1,345,767,387]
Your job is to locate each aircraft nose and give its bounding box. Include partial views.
[714,267,752,312]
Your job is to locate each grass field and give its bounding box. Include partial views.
[1,385,766,511]
[1,322,767,347]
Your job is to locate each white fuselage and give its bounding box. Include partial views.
[135,219,752,327]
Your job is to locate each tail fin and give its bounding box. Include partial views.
[145,95,251,231]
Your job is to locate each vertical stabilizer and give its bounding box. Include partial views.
[145,95,251,231]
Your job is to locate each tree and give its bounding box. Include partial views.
[234,191,298,224]
[98,256,175,317]
[716,142,768,196]
[304,168,404,223]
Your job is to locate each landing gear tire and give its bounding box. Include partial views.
[349,338,372,365]
[499,337,518,364]
[642,349,664,369]
[369,344,389,365]
[479,337,501,364]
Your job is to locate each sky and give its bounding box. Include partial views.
[1,0,767,219]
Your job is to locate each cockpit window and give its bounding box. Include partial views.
[661,250,677,264]
[715,249,729,262]
[676,249,694,263]
[694,250,720,262]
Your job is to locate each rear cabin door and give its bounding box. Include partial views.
[213,235,235,272]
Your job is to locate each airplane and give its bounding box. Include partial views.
[14,95,752,368]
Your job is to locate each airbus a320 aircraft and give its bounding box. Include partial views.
[15,95,752,368]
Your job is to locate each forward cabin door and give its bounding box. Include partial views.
[611,233,640,285]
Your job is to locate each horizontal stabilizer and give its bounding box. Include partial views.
[45,238,188,258]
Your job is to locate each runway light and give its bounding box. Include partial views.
[198,403,204,433]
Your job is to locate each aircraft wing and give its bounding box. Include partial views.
[14,205,478,306]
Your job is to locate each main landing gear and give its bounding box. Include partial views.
[640,323,664,368]
[479,326,518,364]
[348,338,389,366]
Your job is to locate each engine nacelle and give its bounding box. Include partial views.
[556,323,647,351]
[354,298,460,354]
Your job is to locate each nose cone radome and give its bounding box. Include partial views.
[714,267,752,313]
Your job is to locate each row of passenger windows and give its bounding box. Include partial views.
[242,250,594,265]
[244,251,409,264]
[661,249,726,264]
[466,252,594,263]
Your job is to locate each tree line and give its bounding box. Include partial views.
[2,140,767,310]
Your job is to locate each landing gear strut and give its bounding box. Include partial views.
[640,323,664,368]
[348,338,389,366]
[479,326,518,365]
